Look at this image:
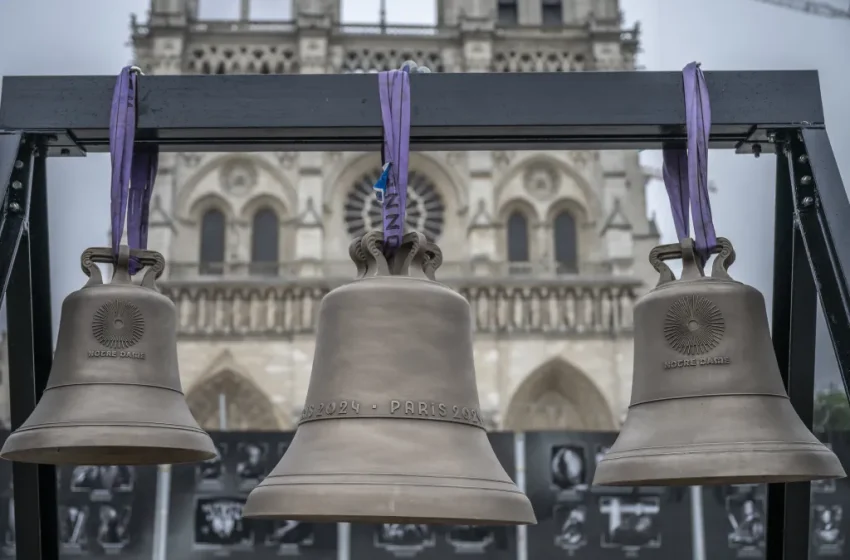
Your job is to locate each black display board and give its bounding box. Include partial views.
[166,431,337,559]
[350,432,518,560]
[56,463,157,558]
[809,432,850,559]
[702,483,767,560]
[525,431,693,559]
[701,432,850,560]
[0,430,157,560]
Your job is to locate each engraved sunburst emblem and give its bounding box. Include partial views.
[92,299,145,350]
[663,295,725,356]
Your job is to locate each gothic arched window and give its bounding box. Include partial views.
[554,210,578,273]
[250,207,279,276]
[344,169,445,241]
[507,211,530,263]
[200,208,226,275]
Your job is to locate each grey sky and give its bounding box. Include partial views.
[0,0,847,392]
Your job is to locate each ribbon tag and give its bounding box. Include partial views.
[661,62,716,264]
[377,69,411,255]
[109,66,160,275]
[372,162,392,204]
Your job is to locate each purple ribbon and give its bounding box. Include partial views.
[109,66,159,274]
[377,69,411,255]
[662,62,717,263]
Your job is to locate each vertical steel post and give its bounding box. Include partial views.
[515,432,528,560]
[797,127,850,398]
[765,137,817,560]
[689,486,706,560]
[7,138,59,560]
[152,465,172,560]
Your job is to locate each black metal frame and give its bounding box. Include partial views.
[0,70,847,560]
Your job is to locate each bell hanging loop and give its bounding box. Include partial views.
[243,231,536,525]
[0,246,217,466]
[593,236,845,487]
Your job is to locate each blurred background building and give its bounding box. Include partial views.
[124,0,658,433]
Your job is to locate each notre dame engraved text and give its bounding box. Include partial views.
[87,350,146,360]
[663,356,731,370]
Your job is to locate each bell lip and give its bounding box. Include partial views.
[241,483,537,526]
[592,446,847,487]
[0,425,218,466]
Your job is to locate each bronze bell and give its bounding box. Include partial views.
[593,237,846,487]
[0,246,217,466]
[243,231,536,525]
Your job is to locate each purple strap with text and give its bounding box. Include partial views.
[109,66,159,274]
[378,69,411,255]
[662,62,717,263]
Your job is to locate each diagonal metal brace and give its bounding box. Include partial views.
[783,127,850,401]
[0,131,34,308]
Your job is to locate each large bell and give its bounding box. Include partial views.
[593,237,846,487]
[243,231,536,525]
[1,246,217,465]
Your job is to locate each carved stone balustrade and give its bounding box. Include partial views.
[159,273,639,339]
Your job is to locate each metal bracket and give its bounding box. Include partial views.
[0,132,33,308]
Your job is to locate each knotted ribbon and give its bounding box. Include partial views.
[662,62,716,264]
[110,66,159,274]
[377,68,411,255]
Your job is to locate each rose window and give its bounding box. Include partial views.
[343,169,445,241]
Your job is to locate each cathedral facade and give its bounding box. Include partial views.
[128,0,657,433]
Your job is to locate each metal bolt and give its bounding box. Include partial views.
[752,144,762,158]
[801,175,813,186]
[801,196,814,207]
[798,154,809,164]
[9,202,21,213]
[13,160,23,169]
[11,181,22,190]
[766,132,776,143]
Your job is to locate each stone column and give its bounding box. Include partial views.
[467,152,499,275]
[598,151,634,275]
[293,153,324,276]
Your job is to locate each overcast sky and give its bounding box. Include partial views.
[0,0,848,393]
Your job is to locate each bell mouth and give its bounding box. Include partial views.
[241,421,537,526]
[0,424,218,466]
[243,474,537,526]
[593,441,847,487]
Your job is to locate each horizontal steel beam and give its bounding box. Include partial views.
[0,71,824,154]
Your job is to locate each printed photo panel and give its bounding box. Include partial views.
[810,432,850,559]
[524,430,693,559]
[350,432,517,560]
[53,462,157,559]
[167,431,337,559]
[702,483,767,560]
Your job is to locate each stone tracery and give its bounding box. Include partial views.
[343,168,446,241]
